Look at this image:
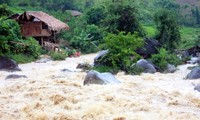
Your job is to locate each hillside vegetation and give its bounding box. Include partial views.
[0,0,199,73]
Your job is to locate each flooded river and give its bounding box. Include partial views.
[0,53,200,120]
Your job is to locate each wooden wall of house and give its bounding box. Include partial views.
[20,22,51,37]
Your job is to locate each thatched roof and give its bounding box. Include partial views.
[18,11,69,32]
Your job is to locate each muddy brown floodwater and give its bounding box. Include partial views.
[0,53,200,120]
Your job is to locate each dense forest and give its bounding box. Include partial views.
[0,0,200,73]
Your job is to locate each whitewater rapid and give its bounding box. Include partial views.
[0,53,200,120]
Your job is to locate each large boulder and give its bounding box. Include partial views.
[135,59,156,73]
[165,64,176,73]
[137,38,161,59]
[83,70,121,85]
[187,46,200,57]
[186,67,200,79]
[0,57,21,72]
[194,84,200,92]
[94,50,109,66]
[5,74,27,80]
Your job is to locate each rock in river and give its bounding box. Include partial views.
[83,70,121,85]
[194,84,200,92]
[186,67,200,80]
[5,74,27,80]
[135,59,156,74]
[0,57,21,72]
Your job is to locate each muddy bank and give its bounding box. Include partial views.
[0,53,200,120]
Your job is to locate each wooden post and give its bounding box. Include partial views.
[41,37,44,46]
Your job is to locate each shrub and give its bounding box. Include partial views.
[85,6,106,25]
[150,48,181,72]
[50,52,67,61]
[154,9,181,51]
[98,32,144,73]
[70,26,101,54]
[0,19,42,62]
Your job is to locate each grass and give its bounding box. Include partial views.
[143,25,157,38]
[179,26,200,49]
[143,25,200,49]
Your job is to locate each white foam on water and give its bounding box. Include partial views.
[0,53,200,120]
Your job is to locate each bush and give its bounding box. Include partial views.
[0,19,42,62]
[85,6,106,25]
[50,52,67,61]
[69,25,102,54]
[98,32,144,73]
[150,48,181,72]
[0,4,12,17]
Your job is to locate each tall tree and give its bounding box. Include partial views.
[103,1,145,37]
[154,9,181,51]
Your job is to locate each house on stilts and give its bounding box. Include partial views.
[10,11,69,51]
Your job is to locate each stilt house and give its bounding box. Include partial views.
[11,11,69,51]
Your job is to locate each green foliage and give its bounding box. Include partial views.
[100,32,144,72]
[155,9,181,51]
[50,52,67,61]
[7,54,35,63]
[69,24,103,53]
[0,0,11,5]
[103,1,145,37]
[150,48,181,72]
[179,27,200,49]
[23,37,42,58]
[143,25,156,38]
[0,19,42,62]
[0,4,12,17]
[92,65,119,74]
[85,6,105,25]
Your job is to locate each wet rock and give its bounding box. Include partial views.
[76,63,92,70]
[194,84,200,92]
[186,67,200,79]
[94,50,109,66]
[5,74,27,80]
[165,64,176,73]
[137,38,161,58]
[0,57,21,72]
[135,59,156,73]
[187,57,200,64]
[187,46,200,57]
[83,70,121,85]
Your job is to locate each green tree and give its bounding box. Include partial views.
[103,1,145,36]
[98,32,144,72]
[0,4,12,17]
[195,7,200,25]
[0,19,41,61]
[0,0,11,5]
[154,9,181,51]
[85,6,105,25]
